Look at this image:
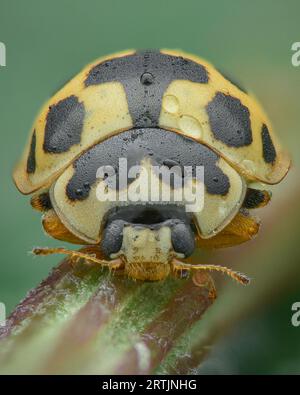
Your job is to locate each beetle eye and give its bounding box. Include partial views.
[171,222,195,257]
[101,220,124,258]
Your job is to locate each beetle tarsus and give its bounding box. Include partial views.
[32,247,123,269]
[171,258,250,285]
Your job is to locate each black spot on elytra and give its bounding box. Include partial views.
[243,188,267,209]
[85,50,208,127]
[27,130,36,173]
[66,128,230,201]
[206,92,252,147]
[43,95,85,153]
[261,124,276,164]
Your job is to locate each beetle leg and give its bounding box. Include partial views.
[172,268,190,279]
[32,247,123,269]
[171,258,250,285]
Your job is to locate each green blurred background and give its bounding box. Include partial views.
[0,0,299,374]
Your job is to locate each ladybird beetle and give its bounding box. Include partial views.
[13,49,290,284]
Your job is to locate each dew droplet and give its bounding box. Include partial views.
[162,95,179,114]
[140,72,154,85]
[178,115,203,140]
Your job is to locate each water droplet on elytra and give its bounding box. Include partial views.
[140,72,154,85]
[162,95,179,114]
[178,115,203,140]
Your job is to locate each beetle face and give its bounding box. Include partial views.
[99,205,195,280]
[111,223,185,281]
[100,205,195,258]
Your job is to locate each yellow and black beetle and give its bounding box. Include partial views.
[13,49,290,284]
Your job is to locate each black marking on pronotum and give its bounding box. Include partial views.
[66,128,230,201]
[261,124,276,164]
[206,92,252,147]
[217,68,247,93]
[85,50,209,127]
[243,188,269,209]
[27,130,36,173]
[43,95,85,153]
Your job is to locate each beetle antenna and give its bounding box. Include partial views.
[32,247,122,269]
[171,259,250,285]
